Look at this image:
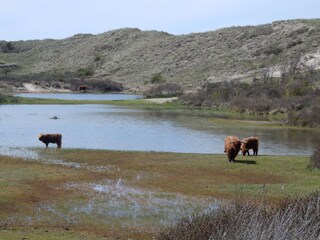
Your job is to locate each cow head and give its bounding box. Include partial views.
[38,134,44,141]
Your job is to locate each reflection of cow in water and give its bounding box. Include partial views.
[224,136,241,162]
[241,137,259,156]
[38,134,62,148]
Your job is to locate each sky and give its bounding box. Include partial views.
[1,0,319,41]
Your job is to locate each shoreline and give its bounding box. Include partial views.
[2,93,320,131]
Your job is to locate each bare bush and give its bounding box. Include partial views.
[231,96,274,114]
[178,90,207,107]
[150,73,166,84]
[144,83,183,98]
[156,192,320,240]
[286,97,320,127]
[310,144,320,169]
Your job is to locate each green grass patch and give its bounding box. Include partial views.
[1,149,319,239]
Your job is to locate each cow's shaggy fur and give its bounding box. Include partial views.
[241,137,259,156]
[38,133,62,148]
[224,136,241,162]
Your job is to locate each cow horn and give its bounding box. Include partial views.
[241,140,247,144]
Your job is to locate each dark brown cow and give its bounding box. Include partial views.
[78,85,87,92]
[241,137,259,156]
[38,134,62,148]
[224,136,241,162]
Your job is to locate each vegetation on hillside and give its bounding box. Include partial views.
[178,56,320,127]
[0,72,124,93]
[1,19,320,89]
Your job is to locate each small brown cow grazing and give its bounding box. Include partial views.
[38,134,62,148]
[78,85,87,92]
[241,137,259,156]
[224,136,241,162]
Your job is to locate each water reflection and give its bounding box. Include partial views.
[15,93,142,101]
[0,104,318,155]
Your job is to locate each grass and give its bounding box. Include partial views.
[0,149,319,239]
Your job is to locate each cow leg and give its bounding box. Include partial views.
[247,150,250,156]
[45,143,49,148]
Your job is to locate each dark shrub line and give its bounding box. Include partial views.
[309,144,320,169]
[178,70,320,127]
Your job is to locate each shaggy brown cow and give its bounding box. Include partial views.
[78,85,87,92]
[38,134,62,148]
[241,137,259,156]
[224,136,241,162]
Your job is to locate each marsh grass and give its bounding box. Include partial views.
[309,144,320,169]
[156,192,320,240]
[0,149,319,239]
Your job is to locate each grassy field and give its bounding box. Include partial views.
[0,149,318,239]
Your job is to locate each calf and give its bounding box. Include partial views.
[224,136,241,162]
[241,137,259,156]
[38,133,62,148]
[78,85,87,92]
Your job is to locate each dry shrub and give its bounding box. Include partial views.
[310,144,320,169]
[178,90,207,107]
[156,192,320,240]
[231,96,274,114]
[286,97,320,127]
[144,83,183,98]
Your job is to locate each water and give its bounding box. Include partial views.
[1,94,318,155]
[15,93,142,101]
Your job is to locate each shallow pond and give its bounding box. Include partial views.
[1,94,319,156]
[15,93,142,101]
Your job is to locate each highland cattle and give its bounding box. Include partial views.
[241,137,259,156]
[38,133,62,148]
[224,136,241,162]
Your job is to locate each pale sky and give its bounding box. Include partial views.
[1,0,319,41]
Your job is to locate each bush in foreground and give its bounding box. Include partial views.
[156,192,320,240]
[309,144,320,169]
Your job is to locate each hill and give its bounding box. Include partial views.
[1,19,320,91]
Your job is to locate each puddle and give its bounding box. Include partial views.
[0,147,218,231]
[10,179,217,231]
[65,179,218,227]
[0,147,40,159]
[43,159,81,168]
[0,147,82,168]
